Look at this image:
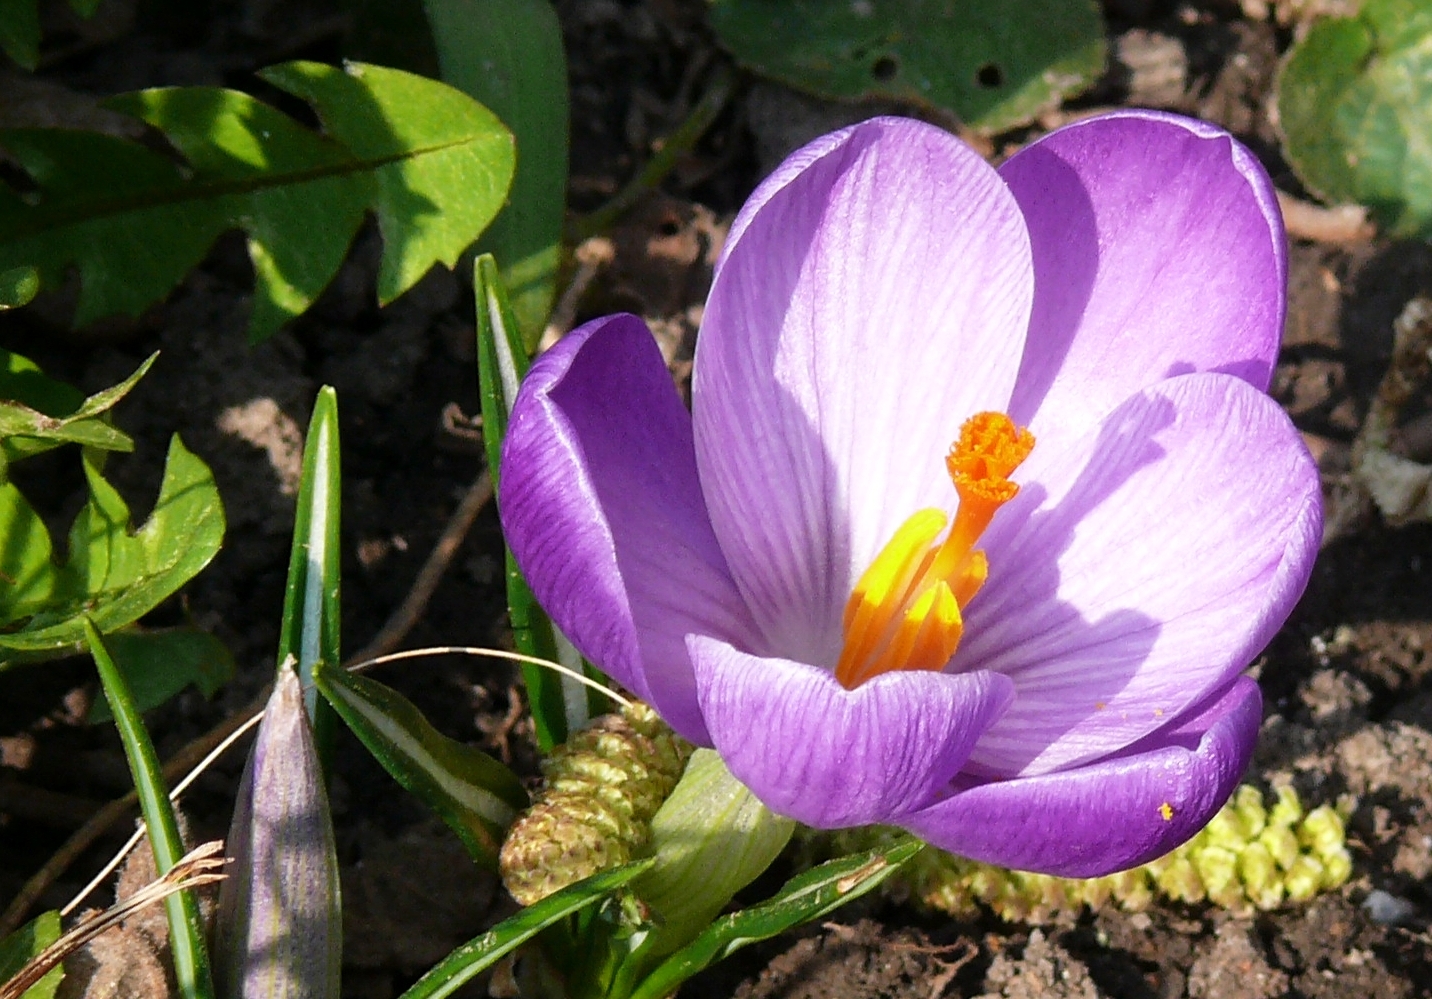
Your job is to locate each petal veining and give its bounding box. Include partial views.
[954,373,1318,776]
[694,117,1034,665]
[499,314,759,742]
[1002,110,1286,444]
[901,677,1262,877]
[690,634,1014,828]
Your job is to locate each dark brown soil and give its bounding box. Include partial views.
[2,1,1431,997]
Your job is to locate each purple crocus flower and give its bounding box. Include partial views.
[499,111,1321,877]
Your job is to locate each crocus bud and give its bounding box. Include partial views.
[499,703,692,906]
[214,666,341,999]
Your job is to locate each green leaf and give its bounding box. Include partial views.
[313,658,527,866]
[0,435,225,663]
[427,0,569,346]
[260,60,517,309]
[473,253,567,749]
[633,750,795,958]
[628,836,924,999]
[85,620,215,999]
[0,62,515,342]
[0,0,39,71]
[276,387,341,723]
[86,626,234,723]
[0,353,152,466]
[396,861,654,999]
[708,0,1105,134]
[1278,0,1432,239]
[0,911,63,999]
[0,267,38,311]
[0,349,83,418]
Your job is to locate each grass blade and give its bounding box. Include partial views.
[628,838,924,999]
[84,619,215,999]
[474,254,570,749]
[277,388,341,723]
[396,860,654,999]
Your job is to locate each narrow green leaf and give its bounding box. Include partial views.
[396,860,654,999]
[0,434,225,661]
[0,911,63,999]
[277,387,342,722]
[313,658,527,866]
[0,0,39,71]
[84,620,215,999]
[0,353,153,465]
[426,0,569,346]
[628,837,924,999]
[473,253,567,748]
[86,626,235,723]
[0,64,514,342]
[0,267,38,311]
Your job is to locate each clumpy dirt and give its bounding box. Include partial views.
[2,1,1432,997]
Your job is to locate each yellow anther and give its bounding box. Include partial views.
[835,412,1032,689]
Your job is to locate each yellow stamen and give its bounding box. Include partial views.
[835,412,1033,689]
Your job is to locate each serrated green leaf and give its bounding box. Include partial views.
[0,435,224,662]
[708,0,1105,134]
[1278,0,1432,238]
[396,861,654,999]
[86,620,215,999]
[427,0,569,345]
[0,353,152,466]
[0,911,63,999]
[0,0,39,71]
[260,60,517,307]
[277,386,341,724]
[0,267,38,311]
[86,626,234,723]
[313,658,527,866]
[628,837,923,999]
[0,62,515,342]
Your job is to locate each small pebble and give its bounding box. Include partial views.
[1362,889,1418,926]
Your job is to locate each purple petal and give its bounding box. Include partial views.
[1002,110,1286,444]
[499,314,759,742]
[690,635,1014,828]
[694,117,1033,666]
[901,677,1262,877]
[954,373,1319,776]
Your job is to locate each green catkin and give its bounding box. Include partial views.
[802,784,1354,923]
[498,702,693,905]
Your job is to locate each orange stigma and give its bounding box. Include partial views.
[834,412,1034,689]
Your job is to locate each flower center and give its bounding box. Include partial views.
[834,412,1034,690]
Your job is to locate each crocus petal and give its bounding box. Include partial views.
[901,677,1262,877]
[694,117,1033,665]
[1002,110,1285,443]
[955,372,1319,777]
[690,634,1014,828]
[500,314,758,742]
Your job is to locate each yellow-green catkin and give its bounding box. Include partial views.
[498,703,693,905]
[807,784,1354,924]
